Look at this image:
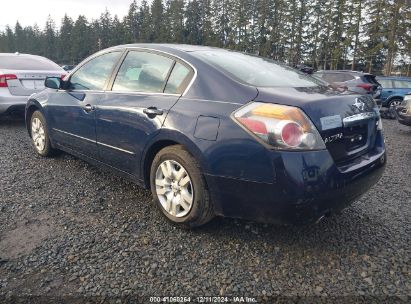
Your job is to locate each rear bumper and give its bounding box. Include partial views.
[0,95,28,114]
[205,141,386,225]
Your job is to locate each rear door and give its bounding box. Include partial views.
[47,51,123,159]
[95,50,194,178]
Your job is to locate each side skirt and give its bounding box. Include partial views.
[54,143,147,189]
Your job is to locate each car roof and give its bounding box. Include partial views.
[315,70,377,77]
[316,70,370,74]
[376,76,411,81]
[107,43,220,53]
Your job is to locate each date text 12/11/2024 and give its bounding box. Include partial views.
[149,296,258,303]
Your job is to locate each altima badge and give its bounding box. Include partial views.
[324,133,344,144]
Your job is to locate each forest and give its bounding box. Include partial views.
[0,0,410,76]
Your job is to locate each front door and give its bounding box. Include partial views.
[47,51,123,159]
[95,50,193,178]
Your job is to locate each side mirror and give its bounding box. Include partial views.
[45,77,62,90]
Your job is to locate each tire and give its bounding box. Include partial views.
[30,110,58,157]
[150,145,214,228]
[388,98,403,109]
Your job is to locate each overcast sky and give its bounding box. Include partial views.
[0,0,136,31]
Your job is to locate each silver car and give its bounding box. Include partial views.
[314,70,382,100]
[0,53,65,115]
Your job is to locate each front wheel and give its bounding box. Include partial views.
[30,111,57,157]
[150,145,214,228]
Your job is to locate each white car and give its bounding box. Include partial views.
[0,53,65,115]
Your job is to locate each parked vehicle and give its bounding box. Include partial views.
[0,53,65,116]
[61,65,76,73]
[377,76,411,108]
[314,70,382,100]
[396,93,411,126]
[295,64,314,75]
[25,44,386,228]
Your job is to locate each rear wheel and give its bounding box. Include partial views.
[150,145,214,228]
[30,111,57,157]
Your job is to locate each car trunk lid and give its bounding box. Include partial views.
[2,69,64,96]
[362,74,382,96]
[256,87,381,165]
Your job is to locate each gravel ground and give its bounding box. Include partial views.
[0,115,410,302]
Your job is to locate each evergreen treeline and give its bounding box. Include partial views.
[0,0,410,76]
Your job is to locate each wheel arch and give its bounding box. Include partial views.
[386,95,404,105]
[141,129,207,188]
[25,99,44,137]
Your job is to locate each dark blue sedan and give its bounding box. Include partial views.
[25,44,386,228]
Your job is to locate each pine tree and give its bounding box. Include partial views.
[385,0,408,75]
[4,26,15,52]
[71,15,92,63]
[43,16,57,61]
[98,10,113,49]
[14,22,26,52]
[185,0,202,45]
[126,0,140,43]
[212,0,234,47]
[167,0,185,43]
[346,0,363,70]
[58,15,74,64]
[139,0,152,42]
[0,0,410,73]
[201,0,215,46]
[329,0,346,69]
[362,0,388,73]
[151,0,166,42]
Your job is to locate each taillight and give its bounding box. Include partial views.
[0,74,17,87]
[238,117,268,141]
[234,102,325,150]
[357,83,373,92]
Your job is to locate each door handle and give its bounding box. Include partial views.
[83,104,95,113]
[143,107,164,118]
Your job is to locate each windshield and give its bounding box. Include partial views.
[192,50,324,88]
[0,55,62,70]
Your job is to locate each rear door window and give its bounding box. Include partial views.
[112,51,175,93]
[378,79,394,88]
[393,80,411,89]
[70,52,121,90]
[164,62,193,94]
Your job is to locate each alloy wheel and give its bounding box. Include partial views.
[155,160,194,218]
[32,117,46,152]
[390,100,402,109]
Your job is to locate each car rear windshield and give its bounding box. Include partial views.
[0,55,61,70]
[192,50,323,87]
